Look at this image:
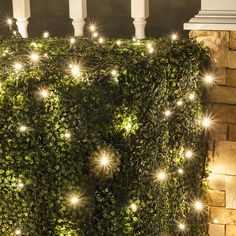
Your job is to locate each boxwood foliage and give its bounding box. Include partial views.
[0,36,209,236]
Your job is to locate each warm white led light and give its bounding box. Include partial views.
[130,203,138,212]
[149,47,154,54]
[18,183,24,188]
[43,32,49,38]
[178,168,184,174]
[204,74,215,85]
[19,125,27,133]
[98,37,104,43]
[30,53,39,62]
[14,63,22,71]
[189,93,195,101]
[185,150,193,159]
[164,110,171,117]
[111,70,117,76]
[172,34,178,40]
[90,25,96,32]
[70,38,76,44]
[177,100,183,106]
[71,65,80,77]
[7,18,13,25]
[116,40,122,46]
[213,218,219,224]
[194,201,203,211]
[202,117,212,128]
[15,229,21,235]
[40,89,49,98]
[93,32,98,38]
[178,223,185,230]
[64,132,71,139]
[156,171,167,181]
[70,196,79,205]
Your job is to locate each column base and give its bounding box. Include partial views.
[184,10,236,30]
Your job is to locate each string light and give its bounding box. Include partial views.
[148,47,154,54]
[7,18,13,25]
[111,69,117,76]
[172,34,178,40]
[70,37,76,44]
[39,89,49,99]
[89,25,96,32]
[18,183,24,188]
[14,63,22,72]
[64,132,71,139]
[185,150,193,159]
[177,100,183,106]
[70,196,79,205]
[213,218,219,224]
[71,65,80,77]
[92,32,98,38]
[202,116,213,128]
[91,148,119,177]
[19,125,27,133]
[203,74,215,86]
[164,110,171,117]
[43,32,49,38]
[98,37,104,44]
[125,123,132,131]
[132,37,137,42]
[155,171,167,182]
[178,168,184,174]
[130,203,138,212]
[147,43,152,49]
[116,40,122,46]
[30,53,39,62]
[189,93,195,101]
[194,200,204,212]
[178,223,186,231]
[15,229,21,235]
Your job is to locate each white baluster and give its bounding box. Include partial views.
[12,0,31,38]
[69,0,87,37]
[131,0,149,40]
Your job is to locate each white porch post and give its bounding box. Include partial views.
[69,0,87,37]
[131,0,149,39]
[184,0,236,30]
[12,0,31,38]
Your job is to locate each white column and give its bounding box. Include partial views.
[69,0,87,37]
[131,0,149,40]
[12,0,31,38]
[184,0,236,30]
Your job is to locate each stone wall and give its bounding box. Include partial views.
[190,31,236,236]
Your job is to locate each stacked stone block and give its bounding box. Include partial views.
[190,31,236,236]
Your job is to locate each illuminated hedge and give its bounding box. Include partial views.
[0,36,209,235]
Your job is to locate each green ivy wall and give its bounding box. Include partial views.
[0,36,209,235]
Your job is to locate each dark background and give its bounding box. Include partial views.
[0,0,200,38]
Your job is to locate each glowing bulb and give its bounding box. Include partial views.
[100,155,110,167]
[130,203,138,212]
[14,63,22,71]
[185,150,193,159]
[178,168,184,174]
[156,171,167,181]
[71,65,80,77]
[116,40,122,45]
[15,229,21,235]
[70,38,75,44]
[43,32,49,38]
[70,196,79,205]
[178,223,185,230]
[132,37,137,42]
[111,70,117,76]
[204,74,215,85]
[13,31,17,35]
[7,18,13,25]
[93,32,98,38]
[189,93,195,100]
[18,183,24,188]
[90,25,96,32]
[194,201,203,211]
[40,89,48,98]
[172,34,178,40]
[149,47,154,54]
[19,125,27,133]
[164,110,171,117]
[147,43,152,49]
[64,132,71,139]
[213,218,219,224]
[202,117,212,128]
[98,37,104,43]
[30,53,39,62]
[177,100,183,106]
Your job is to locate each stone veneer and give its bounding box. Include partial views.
[190,31,236,236]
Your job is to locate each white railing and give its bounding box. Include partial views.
[11,0,149,39]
